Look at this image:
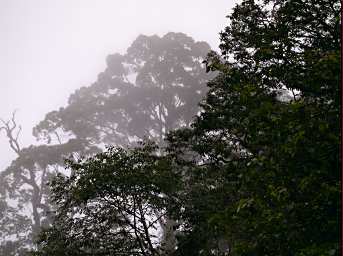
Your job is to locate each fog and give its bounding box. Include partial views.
[0,0,237,170]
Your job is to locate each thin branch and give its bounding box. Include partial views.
[54,131,62,144]
[138,203,155,255]
[15,125,22,142]
[0,110,22,155]
[132,195,148,256]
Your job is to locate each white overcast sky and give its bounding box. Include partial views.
[0,0,237,169]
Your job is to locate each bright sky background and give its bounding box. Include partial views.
[0,0,237,170]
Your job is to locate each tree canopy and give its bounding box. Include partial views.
[33,32,211,148]
[32,142,181,256]
[166,0,340,254]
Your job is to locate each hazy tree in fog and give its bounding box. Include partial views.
[33,32,211,148]
[0,112,99,255]
[32,32,211,254]
[0,112,32,255]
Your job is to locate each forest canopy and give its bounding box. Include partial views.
[0,0,340,255]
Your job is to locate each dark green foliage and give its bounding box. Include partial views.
[167,0,340,254]
[32,142,181,256]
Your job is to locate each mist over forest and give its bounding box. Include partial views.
[0,0,340,255]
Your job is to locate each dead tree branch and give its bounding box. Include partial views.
[0,110,22,155]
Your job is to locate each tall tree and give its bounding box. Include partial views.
[33,32,211,148]
[0,113,98,255]
[31,32,211,253]
[167,0,340,254]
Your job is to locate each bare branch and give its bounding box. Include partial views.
[0,110,22,155]
[15,125,22,142]
[54,131,62,145]
[138,203,155,255]
[132,195,148,256]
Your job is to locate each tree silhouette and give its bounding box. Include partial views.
[34,32,212,148]
[32,142,181,256]
[0,113,98,254]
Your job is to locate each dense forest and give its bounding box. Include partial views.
[0,0,340,255]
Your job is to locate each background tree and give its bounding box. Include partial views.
[32,32,211,253]
[0,112,98,255]
[33,32,212,148]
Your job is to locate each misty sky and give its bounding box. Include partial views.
[0,0,237,169]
